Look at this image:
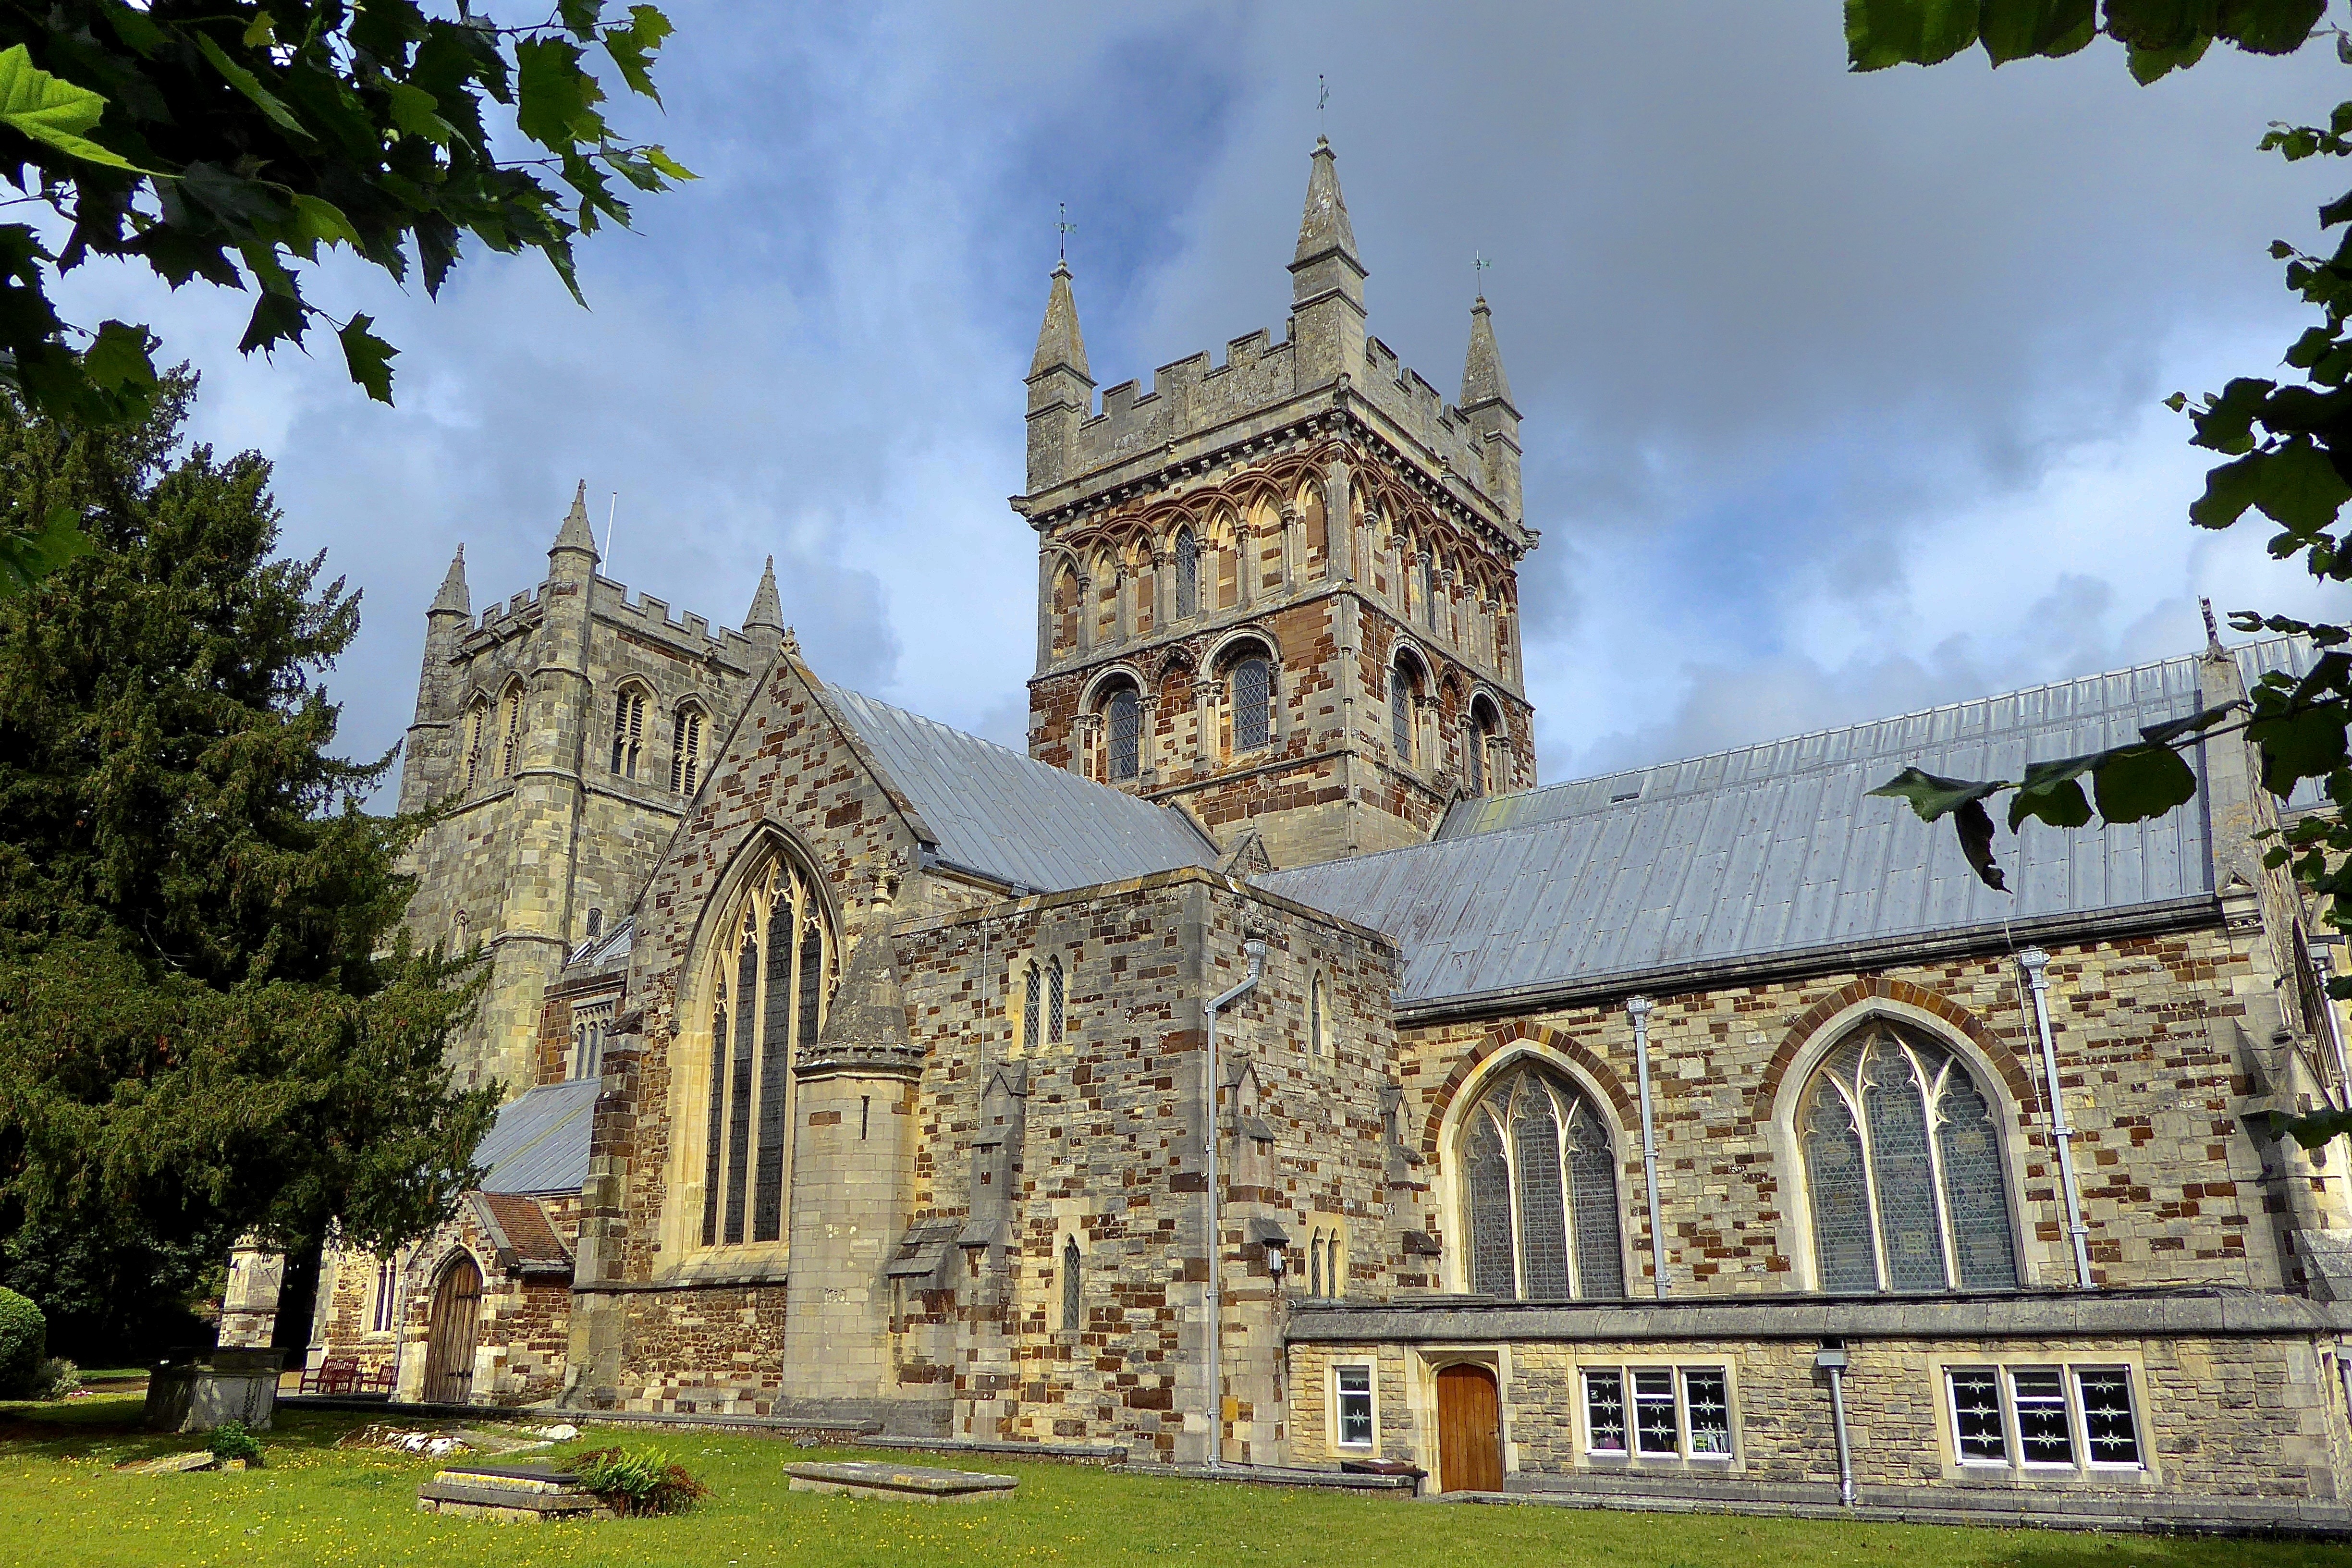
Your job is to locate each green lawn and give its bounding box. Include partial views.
[0,1394,2336,1568]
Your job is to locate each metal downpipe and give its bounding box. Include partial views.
[1628,995,1668,1299]
[2018,948,2095,1290]
[1202,938,1264,1472]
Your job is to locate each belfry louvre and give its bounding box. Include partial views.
[278,139,2352,1531]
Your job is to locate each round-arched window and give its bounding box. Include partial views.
[1174,529,1199,620]
[1231,656,1272,752]
[1460,1066,1623,1300]
[1105,684,1141,782]
[1389,659,1416,763]
[1799,1022,2019,1293]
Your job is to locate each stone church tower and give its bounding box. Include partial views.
[1020,138,1538,867]
[395,487,787,1090]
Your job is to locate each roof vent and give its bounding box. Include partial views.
[1609,784,1642,804]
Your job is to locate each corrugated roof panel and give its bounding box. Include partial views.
[1263,640,2309,1006]
[821,686,1219,894]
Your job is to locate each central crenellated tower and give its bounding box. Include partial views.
[1017,138,1538,868]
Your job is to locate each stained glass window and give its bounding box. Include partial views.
[1460,1066,1622,1300]
[1800,1025,2021,1294]
[1106,686,1140,781]
[1233,658,1272,752]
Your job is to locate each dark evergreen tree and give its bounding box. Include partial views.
[0,376,495,1359]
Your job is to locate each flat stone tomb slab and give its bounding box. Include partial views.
[784,1461,1017,1503]
[417,1463,613,1522]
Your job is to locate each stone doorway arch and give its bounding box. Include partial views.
[420,1255,482,1406]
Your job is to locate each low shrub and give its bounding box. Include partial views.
[565,1445,711,1516]
[0,1288,45,1397]
[207,1421,262,1464]
[36,1357,81,1399]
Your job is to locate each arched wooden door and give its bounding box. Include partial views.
[1436,1363,1503,1493]
[420,1256,482,1405]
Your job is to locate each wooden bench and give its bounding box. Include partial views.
[299,1357,395,1396]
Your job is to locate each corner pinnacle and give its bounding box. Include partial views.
[430,543,470,616]
[551,479,599,559]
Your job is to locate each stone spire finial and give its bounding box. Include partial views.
[551,479,599,559]
[430,543,471,617]
[746,554,785,637]
[1461,294,1515,414]
[1029,259,1090,382]
[1291,135,1362,299]
[2201,596,2226,656]
[799,869,918,1076]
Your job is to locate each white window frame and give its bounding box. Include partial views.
[1940,1363,2146,1476]
[1332,1362,1376,1451]
[1579,1362,1736,1463]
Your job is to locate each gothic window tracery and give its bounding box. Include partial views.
[464,698,489,790]
[1799,1022,2020,1294]
[498,684,524,777]
[1460,1065,1624,1300]
[698,857,834,1250]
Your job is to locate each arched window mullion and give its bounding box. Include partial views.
[1914,1049,1962,1291]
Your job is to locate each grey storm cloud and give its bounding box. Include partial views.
[40,2,2351,795]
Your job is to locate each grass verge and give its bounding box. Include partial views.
[0,1394,2339,1568]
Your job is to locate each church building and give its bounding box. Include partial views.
[299,140,2352,1531]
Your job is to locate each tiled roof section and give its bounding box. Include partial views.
[473,1192,573,1275]
[820,684,1220,894]
[475,1078,597,1195]
[1260,642,2310,1008]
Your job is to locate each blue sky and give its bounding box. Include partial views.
[45,3,2352,796]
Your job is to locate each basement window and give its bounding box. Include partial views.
[1583,1365,1734,1461]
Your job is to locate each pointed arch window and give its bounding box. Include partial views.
[1310,1233,1326,1297]
[498,685,524,777]
[464,698,490,790]
[1309,973,1327,1057]
[698,858,834,1249]
[1175,529,1199,619]
[1022,961,1042,1052]
[1460,1066,1624,1300]
[1232,657,1272,753]
[670,705,704,794]
[1046,957,1066,1045]
[609,686,646,778]
[1799,1023,2020,1294]
[1061,1236,1083,1332]
[1466,698,1499,797]
[1105,684,1141,782]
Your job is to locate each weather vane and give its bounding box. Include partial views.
[1056,201,1076,263]
[1318,74,1328,136]
[1475,251,1491,294]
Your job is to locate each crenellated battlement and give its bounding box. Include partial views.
[590,576,765,668]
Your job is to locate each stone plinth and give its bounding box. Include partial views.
[784,1460,1016,1502]
[417,1463,613,1522]
[144,1347,284,1433]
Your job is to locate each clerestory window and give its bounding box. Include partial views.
[1461,1066,1624,1300]
[1174,529,1199,619]
[1389,662,1415,763]
[1105,685,1141,782]
[1799,1022,2020,1294]
[1232,657,1272,752]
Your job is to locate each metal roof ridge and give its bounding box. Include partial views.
[1459,637,2285,830]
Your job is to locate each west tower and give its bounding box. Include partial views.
[1019,139,1538,868]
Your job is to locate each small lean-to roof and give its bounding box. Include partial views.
[1262,640,2307,1011]
[474,1078,598,1195]
[821,684,1220,894]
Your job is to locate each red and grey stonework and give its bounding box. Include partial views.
[300,141,2352,1531]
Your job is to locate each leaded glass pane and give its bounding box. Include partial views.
[1864,1040,1946,1291]
[1061,1237,1082,1332]
[1234,659,1272,751]
[1390,667,1412,759]
[1583,1370,1627,1453]
[701,993,726,1247]
[1948,1368,2007,1462]
[797,920,824,1046]
[1512,1085,1571,1298]
[1565,1106,1625,1299]
[1107,687,1140,781]
[753,893,794,1243]
[1466,1113,1515,1297]
[1935,1066,2019,1289]
[724,930,759,1245]
[1310,975,1324,1056]
[2076,1370,2141,1466]
[2011,1369,2074,1464]
[1467,726,1485,794]
[1047,960,1066,1043]
[1803,1079,1876,1292]
[1175,531,1198,618]
[1022,964,1040,1051]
